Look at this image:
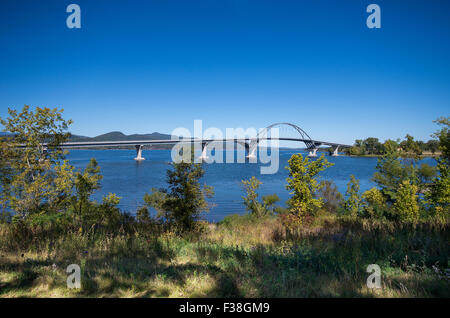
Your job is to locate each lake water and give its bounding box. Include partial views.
[66,149,436,222]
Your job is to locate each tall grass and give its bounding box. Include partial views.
[0,213,448,297]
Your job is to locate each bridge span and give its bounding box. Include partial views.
[20,123,352,161]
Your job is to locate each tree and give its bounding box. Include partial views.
[432,117,450,161]
[425,117,450,218]
[242,176,265,217]
[400,134,422,158]
[361,187,386,218]
[71,158,102,218]
[425,140,440,154]
[144,161,213,233]
[285,153,333,225]
[364,137,383,155]
[0,106,74,217]
[393,180,419,222]
[241,176,279,217]
[373,151,418,203]
[318,180,343,213]
[341,175,361,217]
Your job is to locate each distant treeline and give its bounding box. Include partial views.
[343,135,440,156]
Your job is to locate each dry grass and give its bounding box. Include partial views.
[0,214,448,298]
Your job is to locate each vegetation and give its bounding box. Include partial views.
[0,106,448,298]
[346,135,441,157]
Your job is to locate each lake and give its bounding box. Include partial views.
[66,149,436,222]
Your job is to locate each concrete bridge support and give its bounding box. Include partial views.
[245,142,257,162]
[308,147,319,157]
[332,146,340,156]
[198,142,209,161]
[134,145,145,161]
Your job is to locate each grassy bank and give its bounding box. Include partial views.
[0,213,448,298]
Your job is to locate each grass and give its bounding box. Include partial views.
[0,213,448,298]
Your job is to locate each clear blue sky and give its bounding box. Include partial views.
[0,0,449,144]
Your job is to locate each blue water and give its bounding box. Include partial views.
[66,150,437,222]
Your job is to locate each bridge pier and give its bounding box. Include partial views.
[245,142,257,161]
[134,145,145,161]
[198,142,209,161]
[308,147,319,157]
[332,146,340,156]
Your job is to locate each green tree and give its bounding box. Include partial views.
[318,180,343,213]
[393,180,420,222]
[341,175,361,217]
[241,176,279,217]
[285,153,333,225]
[425,117,450,218]
[242,176,265,217]
[71,158,102,218]
[373,151,418,203]
[361,187,386,218]
[400,134,422,158]
[0,106,74,217]
[144,161,213,233]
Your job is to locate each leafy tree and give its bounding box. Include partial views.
[341,175,361,217]
[400,134,422,158]
[425,117,450,218]
[144,161,213,233]
[373,152,418,203]
[71,158,102,218]
[318,180,343,213]
[364,137,383,155]
[285,153,333,225]
[432,117,450,161]
[262,194,280,215]
[382,139,399,155]
[242,176,265,217]
[425,139,440,154]
[0,106,74,217]
[393,180,419,222]
[241,176,280,217]
[361,187,386,218]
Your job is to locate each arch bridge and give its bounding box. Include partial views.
[31,122,352,161]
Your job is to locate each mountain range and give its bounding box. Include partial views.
[69,131,173,142]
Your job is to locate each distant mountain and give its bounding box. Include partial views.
[69,131,173,142]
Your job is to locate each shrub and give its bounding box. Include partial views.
[393,180,420,222]
[341,175,361,217]
[285,153,333,227]
[318,180,343,213]
[361,187,386,218]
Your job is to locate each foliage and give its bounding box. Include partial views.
[372,152,418,203]
[144,161,214,233]
[400,134,423,158]
[425,117,450,219]
[0,106,74,217]
[241,176,265,216]
[361,187,386,219]
[285,153,333,226]
[241,177,280,217]
[71,158,102,218]
[340,175,361,217]
[392,180,420,222]
[318,180,343,213]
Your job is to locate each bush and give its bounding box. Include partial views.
[393,180,420,222]
[361,187,387,219]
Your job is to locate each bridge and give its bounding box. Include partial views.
[34,123,352,161]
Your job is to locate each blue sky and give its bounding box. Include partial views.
[0,0,449,144]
